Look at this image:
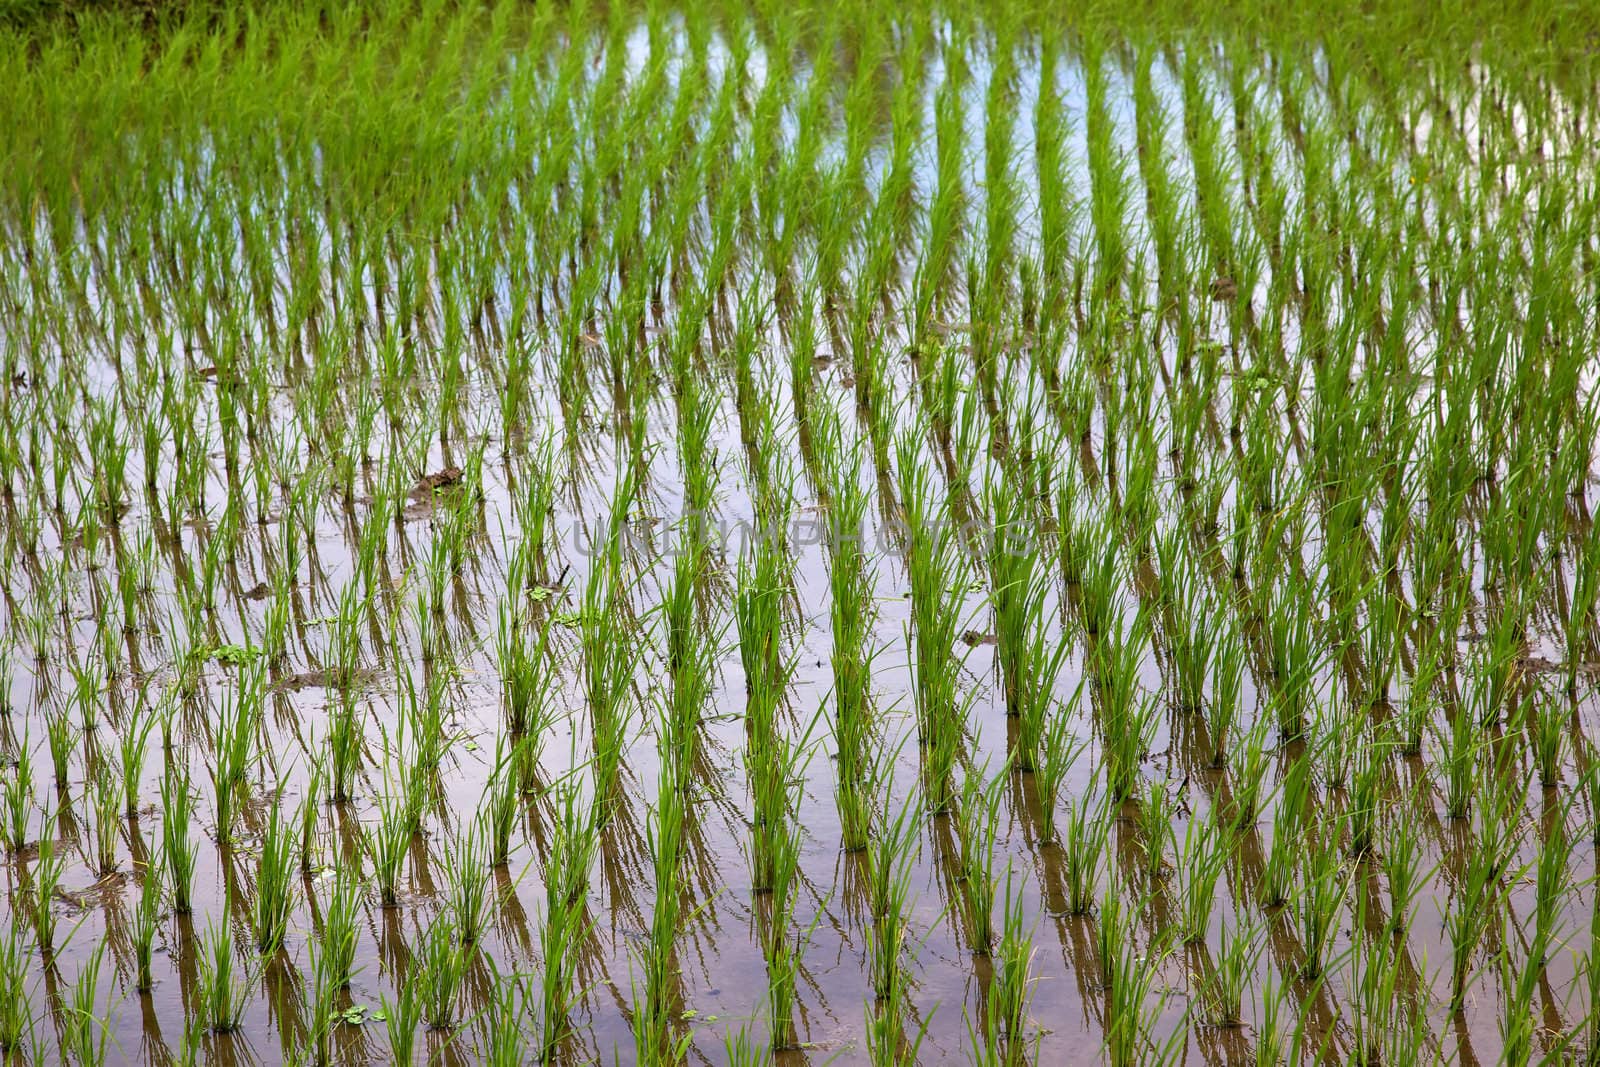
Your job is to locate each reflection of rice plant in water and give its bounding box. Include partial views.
[2,1,1600,1062]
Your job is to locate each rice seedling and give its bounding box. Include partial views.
[540,776,596,1063]
[196,919,249,1033]
[365,790,411,909]
[382,981,423,1067]
[1102,903,1177,1067]
[2,736,30,852]
[1177,816,1230,943]
[636,766,687,1061]
[983,867,1037,1063]
[415,917,468,1030]
[0,922,30,1054]
[89,767,121,875]
[1380,813,1427,935]
[133,856,161,992]
[65,941,109,1066]
[1532,809,1574,965]
[867,798,918,1001]
[1137,780,1173,881]
[1061,792,1111,917]
[957,766,1005,954]
[44,705,76,787]
[161,767,199,914]
[1445,840,1501,1013]
[30,830,64,956]
[253,799,296,955]
[496,597,555,738]
[444,820,493,945]
[1033,688,1082,841]
[1294,827,1345,980]
[319,866,361,993]
[118,702,155,817]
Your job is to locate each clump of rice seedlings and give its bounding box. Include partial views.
[319,866,361,993]
[90,766,121,875]
[1222,720,1272,832]
[1499,945,1542,1066]
[65,941,109,1066]
[44,705,76,788]
[1066,512,1122,637]
[133,857,161,992]
[484,743,520,868]
[30,831,64,956]
[212,673,263,843]
[865,952,929,1067]
[382,981,423,1067]
[496,596,554,738]
[415,918,468,1030]
[366,790,411,909]
[445,820,492,944]
[581,537,636,829]
[1253,977,1288,1067]
[867,799,918,1001]
[326,696,363,808]
[197,920,249,1033]
[296,762,324,875]
[486,967,538,1067]
[1137,780,1173,881]
[723,1024,769,1067]
[636,765,688,1061]
[0,922,30,1054]
[827,439,879,829]
[1061,792,1111,916]
[746,724,808,897]
[161,767,198,914]
[118,702,155,817]
[1194,920,1260,1028]
[1263,581,1319,741]
[540,777,596,1064]
[1093,613,1158,800]
[736,541,789,737]
[1177,816,1230,943]
[1033,688,1082,841]
[1437,703,1482,819]
[763,879,819,1054]
[986,482,1047,721]
[898,432,973,811]
[1346,902,1406,1063]
[253,799,296,955]
[2,736,30,851]
[1208,631,1245,768]
[981,867,1037,1064]
[1526,691,1567,788]
[1396,643,1440,757]
[1344,744,1384,857]
[1531,811,1573,966]
[1159,543,1215,715]
[398,667,450,778]
[1294,827,1345,980]
[305,913,346,1064]
[957,767,1005,954]
[1101,891,1175,1067]
[1380,813,1426,935]
[1446,838,1504,1017]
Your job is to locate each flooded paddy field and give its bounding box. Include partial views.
[2,1,1600,1063]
